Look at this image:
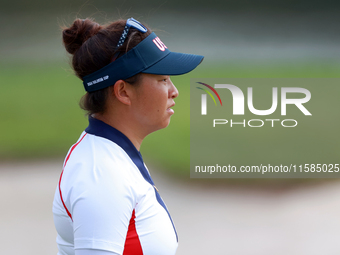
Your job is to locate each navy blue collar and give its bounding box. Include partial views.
[85,116,178,241]
[85,116,154,184]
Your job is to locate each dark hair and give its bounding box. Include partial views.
[62,18,151,115]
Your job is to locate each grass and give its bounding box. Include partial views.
[1,60,339,177]
[0,62,87,159]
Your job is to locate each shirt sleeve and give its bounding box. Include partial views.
[75,249,118,255]
[70,159,137,254]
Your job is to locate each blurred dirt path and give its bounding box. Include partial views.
[0,160,340,255]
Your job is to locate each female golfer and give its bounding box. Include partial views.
[53,17,203,255]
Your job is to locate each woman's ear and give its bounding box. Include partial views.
[112,80,133,106]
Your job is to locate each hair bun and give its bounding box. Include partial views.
[62,18,102,55]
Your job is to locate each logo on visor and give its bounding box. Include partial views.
[87,75,109,86]
[153,37,168,51]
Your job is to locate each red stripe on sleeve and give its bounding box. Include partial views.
[58,133,87,221]
[123,209,143,255]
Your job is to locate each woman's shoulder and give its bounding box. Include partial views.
[62,131,140,185]
[65,131,130,161]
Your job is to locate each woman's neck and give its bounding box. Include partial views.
[92,113,145,151]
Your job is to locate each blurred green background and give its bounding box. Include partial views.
[1,0,339,177]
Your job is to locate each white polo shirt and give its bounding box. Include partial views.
[53,117,178,255]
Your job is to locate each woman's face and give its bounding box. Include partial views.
[129,73,179,135]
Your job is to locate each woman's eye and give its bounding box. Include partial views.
[159,76,169,83]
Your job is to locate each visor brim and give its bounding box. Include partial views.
[141,52,204,76]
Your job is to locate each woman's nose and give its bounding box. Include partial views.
[169,79,179,99]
